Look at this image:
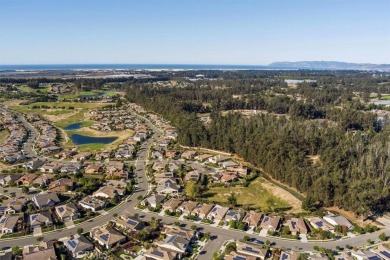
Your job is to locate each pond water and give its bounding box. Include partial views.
[64,122,83,130]
[70,134,117,145]
[372,100,390,106]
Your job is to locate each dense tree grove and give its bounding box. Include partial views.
[124,70,390,216]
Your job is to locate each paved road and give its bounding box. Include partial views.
[1,110,389,253]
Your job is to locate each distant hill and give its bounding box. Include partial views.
[269,61,390,71]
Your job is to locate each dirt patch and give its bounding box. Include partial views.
[261,177,302,213]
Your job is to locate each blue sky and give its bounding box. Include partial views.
[0,0,389,65]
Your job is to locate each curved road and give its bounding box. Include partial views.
[0,111,388,253]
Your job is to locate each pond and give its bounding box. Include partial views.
[64,122,83,130]
[70,134,117,145]
[372,100,390,106]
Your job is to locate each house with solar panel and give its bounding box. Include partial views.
[279,249,299,260]
[63,234,94,258]
[260,215,281,232]
[55,202,80,222]
[156,234,190,256]
[78,195,106,212]
[23,241,57,260]
[0,215,19,234]
[372,244,390,260]
[90,225,126,249]
[29,211,53,229]
[323,214,353,230]
[114,215,145,234]
[156,178,180,195]
[232,240,268,260]
[31,192,61,209]
[144,246,179,260]
[206,204,229,223]
[351,250,382,260]
[308,217,334,232]
[286,217,309,235]
[224,209,245,223]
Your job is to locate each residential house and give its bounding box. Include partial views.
[39,162,61,173]
[260,216,281,231]
[163,198,183,214]
[195,154,212,162]
[243,211,263,228]
[184,170,201,182]
[192,203,214,219]
[372,244,390,260]
[156,178,180,195]
[323,214,353,230]
[144,246,178,260]
[0,174,20,186]
[208,155,230,164]
[90,225,126,249]
[207,204,229,222]
[236,240,268,260]
[156,234,190,255]
[32,174,54,186]
[85,163,103,174]
[1,197,27,214]
[224,209,244,223]
[16,173,38,186]
[279,250,299,260]
[92,185,119,199]
[308,217,334,231]
[23,241,57,260]
[24,159,45,170]
[115,215,146,233]
[63,234,94,258]
[79,196,106,212]
[351,250,382,260]
[29,211,53,229]
[32,193,60,209]
[141,194,166,208]
[153,161,167,172]
[0,215,19,234]
[287,218,309,235]
[178,201,199,215]
[105,179,127,195]
[55,203,80,222]
[48,178,74,192]
[181,150,196,160]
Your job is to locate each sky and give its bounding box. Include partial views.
[0,0,389,65]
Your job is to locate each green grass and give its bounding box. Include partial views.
[17,85,50,93]
[77,143,106,151]
[204,178,290,210]
[59,89,118,100]
[0,129,10,144]
[380,95,390,100]
[53,110,86,128]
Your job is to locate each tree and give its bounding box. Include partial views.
[191,225,197,231]
[185,180,201,199]
[379,232,388,241]
[12,246,22,256]
[243,235,250,241]
[227,192,237,207]
[22,186,29,194]
[77,228,84,234]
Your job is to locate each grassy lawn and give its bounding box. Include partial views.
[59,89,118,100]
[0,129,10,144]
[380,95,390,100]
[17,85,50,93]
[204,178,290,211]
